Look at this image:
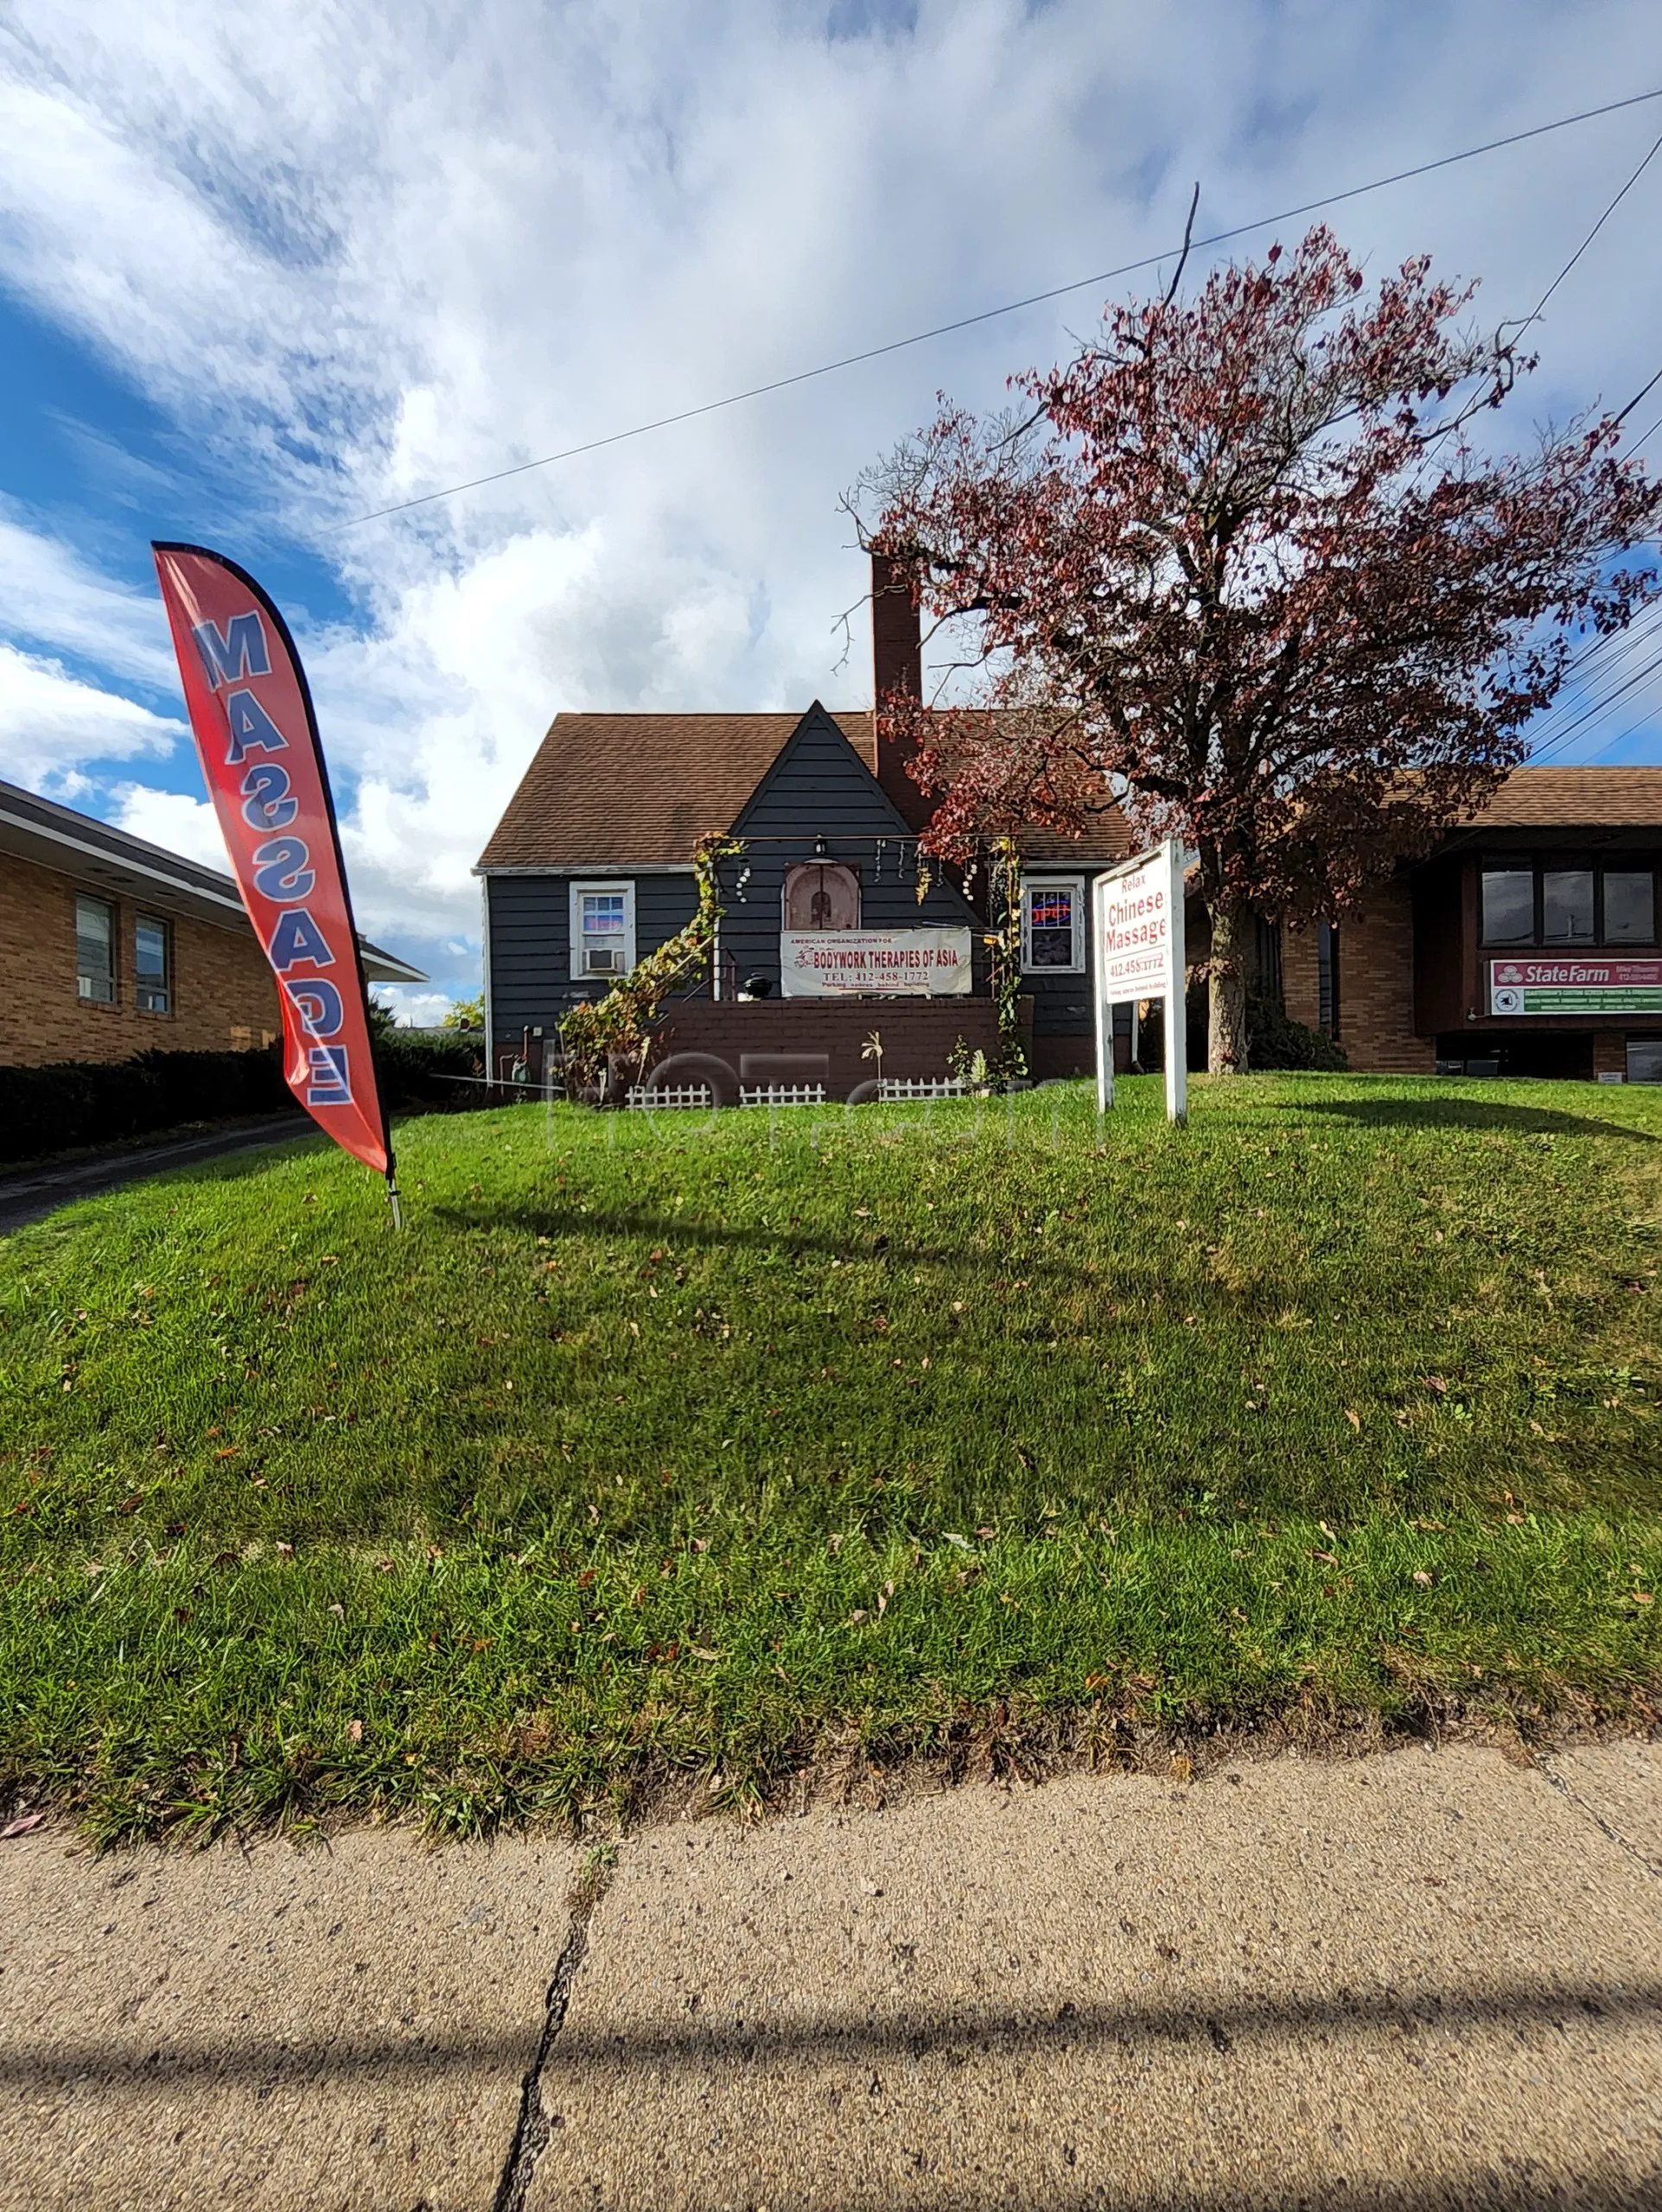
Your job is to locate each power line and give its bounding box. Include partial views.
[1519,594,1662,760]
[1614,362,1662,425]
[1522,122,1662,327]
[1528,620,1662,754]
[335,81,1662,531]
[1527,613,1662,761]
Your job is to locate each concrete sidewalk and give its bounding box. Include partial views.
[2,1742,1659,2211]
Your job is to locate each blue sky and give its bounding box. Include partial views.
[3,0,1662,1018]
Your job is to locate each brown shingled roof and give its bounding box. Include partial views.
[1461,766,1662,830]
[478,707,1131,868]
[1018,816,1133,865]
[478,713,873,868]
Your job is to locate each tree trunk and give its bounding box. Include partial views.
[1207,899,1251,1075]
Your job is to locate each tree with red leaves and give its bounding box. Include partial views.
[858,226,1659,1072]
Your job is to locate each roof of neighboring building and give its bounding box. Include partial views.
[1460,766,1662,830]
[0,776,426,983]
[476,708,1130,869]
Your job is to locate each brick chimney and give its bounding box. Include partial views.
[870,550,934,832]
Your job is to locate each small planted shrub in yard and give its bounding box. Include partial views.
[1248,993,1348,1072]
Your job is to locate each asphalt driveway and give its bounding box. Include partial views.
[0,1116,315,1235]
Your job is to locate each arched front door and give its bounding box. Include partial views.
[784,861,860,931]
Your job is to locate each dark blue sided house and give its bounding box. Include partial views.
[474,556,1130,1097]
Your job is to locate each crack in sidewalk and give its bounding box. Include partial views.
[492,1844,619,2212]
[1540,1758,1662,1881]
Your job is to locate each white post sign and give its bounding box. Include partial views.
[1092,838,1187,1124]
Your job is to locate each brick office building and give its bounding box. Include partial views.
[1252,767,1662,1081]
[1,778,425,1069]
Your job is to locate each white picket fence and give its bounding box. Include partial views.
[878,1077,971,1101]
[627,1084,715,1111]
[738,1084,826,1108]
[629,1077,969,1110]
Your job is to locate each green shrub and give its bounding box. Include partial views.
[1248,992,1349,1071]
[368,1020,485,1111]
[0,1048,292,1166]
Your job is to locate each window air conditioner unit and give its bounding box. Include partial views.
[586,948,620,974]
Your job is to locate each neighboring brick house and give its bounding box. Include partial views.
[1236,769,1662,1080]
[476,556,1130,1094]
[0,778,425,1070]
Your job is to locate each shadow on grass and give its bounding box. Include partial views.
[1285,1096,1654,1142]
[431,1202,1328,1324]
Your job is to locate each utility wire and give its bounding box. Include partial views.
[1520,122,1662,328]
[1517,606,1662,762]
[1515,110,1662,768]
[1528,616,1662,762]
[1614,362,1662,425]
[1528,616,1662,749]
[335,81,1662,530]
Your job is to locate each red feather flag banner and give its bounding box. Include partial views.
[151,543,399,1216]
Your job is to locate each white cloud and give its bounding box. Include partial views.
[107,783,228,870]
[373,986,465,1029]
[2,0,1661,990]
[0,506,179,689]
[0,645,181,789]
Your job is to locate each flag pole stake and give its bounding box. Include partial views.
[386,1176,404,1231]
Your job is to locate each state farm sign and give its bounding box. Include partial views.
[1489,957,1662,1015]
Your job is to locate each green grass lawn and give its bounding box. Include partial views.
[3,1073,1660,1840]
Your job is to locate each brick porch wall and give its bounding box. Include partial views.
[1594,1030,1628,1078]
[0,851,281,1069]
[645,995,1033,1099]
[1284,878,1434,1075]
[1283,926,1321,1033]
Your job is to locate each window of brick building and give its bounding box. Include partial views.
[75,894,116,1003]
[1255,917,1284,1007]
[1481,868,1535,945]
[1605,870,1657,944]
[1316,920,1340,1036]
[1481,861,1658,947]
[135,915,170,1014]
[1542,868,1596,944]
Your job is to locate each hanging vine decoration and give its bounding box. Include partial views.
[559,833,745,1100]
[987,833,1028,1086]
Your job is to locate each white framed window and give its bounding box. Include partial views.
[135,914,170,1014]
[75,893,117,1002]
[570,880,635,980]
[1021,877,1086,973]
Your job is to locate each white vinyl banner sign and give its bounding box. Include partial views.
[780,927,974,997]
[1092,838,1188,1124]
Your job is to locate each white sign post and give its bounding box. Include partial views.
[1092,838,1187,1124]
